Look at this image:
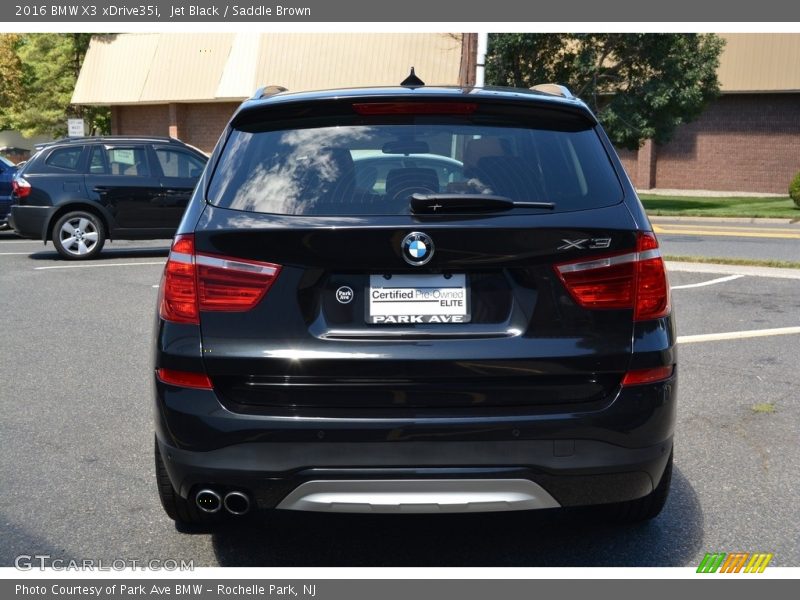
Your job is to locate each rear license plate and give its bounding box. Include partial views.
[367,274,470,324]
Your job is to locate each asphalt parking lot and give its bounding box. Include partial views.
[1,231,798,567]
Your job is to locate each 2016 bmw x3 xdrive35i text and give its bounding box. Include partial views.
[153,81,676,527]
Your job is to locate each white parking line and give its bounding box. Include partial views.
[0,252,33,255]
[666,261,800,280]
[671,274,744,290]
[678,326,800,344]
[34,261,165,270]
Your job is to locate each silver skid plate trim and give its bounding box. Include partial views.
[276,479,561,513]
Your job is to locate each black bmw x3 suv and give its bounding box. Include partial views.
[154,81,676,527]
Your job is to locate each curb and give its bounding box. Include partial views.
[649,215,799,225]
[637,189,786,198]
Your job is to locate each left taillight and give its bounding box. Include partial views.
[196,254,281,311]
[12,177,31,200]
[159,234,199,324]
[554,231,670,321]
[158,234,282,324]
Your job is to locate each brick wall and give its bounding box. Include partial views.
[182,103,238,152]
[616,93,800,194]
[110,102,239,153]
[616,147,638,186]
[111,105,170,138]
[616,142,656,189]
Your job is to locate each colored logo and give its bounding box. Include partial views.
[335,286,354,304]
[696,552,773,573]
[401,232,434,266]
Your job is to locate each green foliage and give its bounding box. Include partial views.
[0,34,24,130]
[486,34,724,150]
[790,172,800,208]
[0,33,110,137]
[639,194,798,218]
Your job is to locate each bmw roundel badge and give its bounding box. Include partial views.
[401,232,434,266]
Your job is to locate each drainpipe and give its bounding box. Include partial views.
[475,32,488,87]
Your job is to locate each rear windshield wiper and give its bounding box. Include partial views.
[410,193,555,214]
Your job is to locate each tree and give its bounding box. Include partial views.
[486,34,724,150]
[2,33,109,137]
[0,34,24,130]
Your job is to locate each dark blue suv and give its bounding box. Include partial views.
[9,136,207,259]
[0,155,17,229]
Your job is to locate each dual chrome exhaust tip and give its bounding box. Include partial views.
[195,489,250,515]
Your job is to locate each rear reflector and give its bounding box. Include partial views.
[554,232,670,321]
[158,234,282,324]
[352,102,478,116]
[156,368,213,390]
[621,366,674,386]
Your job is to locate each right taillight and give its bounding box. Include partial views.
[554,231,670,321]
[158,234,282,324]
[632,232,670,320]
[12,177,31,199]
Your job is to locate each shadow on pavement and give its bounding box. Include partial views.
[207,467,703,567]
[0,517,80,568]
[27,246,169,261]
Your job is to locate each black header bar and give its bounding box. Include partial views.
[3,0,800,23]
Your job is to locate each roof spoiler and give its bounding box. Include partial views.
[251,85,288,100]
[530,83,574,99]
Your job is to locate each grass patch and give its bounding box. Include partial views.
[664,255,800,269]
[751,402,776,414]
[640,194,800,219]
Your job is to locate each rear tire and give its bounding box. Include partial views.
[52,210,105,260]
[154,438,213,529]
[605,450,673,523]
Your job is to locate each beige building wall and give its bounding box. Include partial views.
[80,32,467,154]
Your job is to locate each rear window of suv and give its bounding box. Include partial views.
[44,147,83,172]
[208,113,623,216]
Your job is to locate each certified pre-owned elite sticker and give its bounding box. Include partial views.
[336,286,354,304]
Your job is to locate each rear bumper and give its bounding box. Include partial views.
[9,205,51,239]
[156,435,672,510]
[154,372,677,510]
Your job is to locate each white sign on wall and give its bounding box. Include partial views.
[67,119,85,137]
